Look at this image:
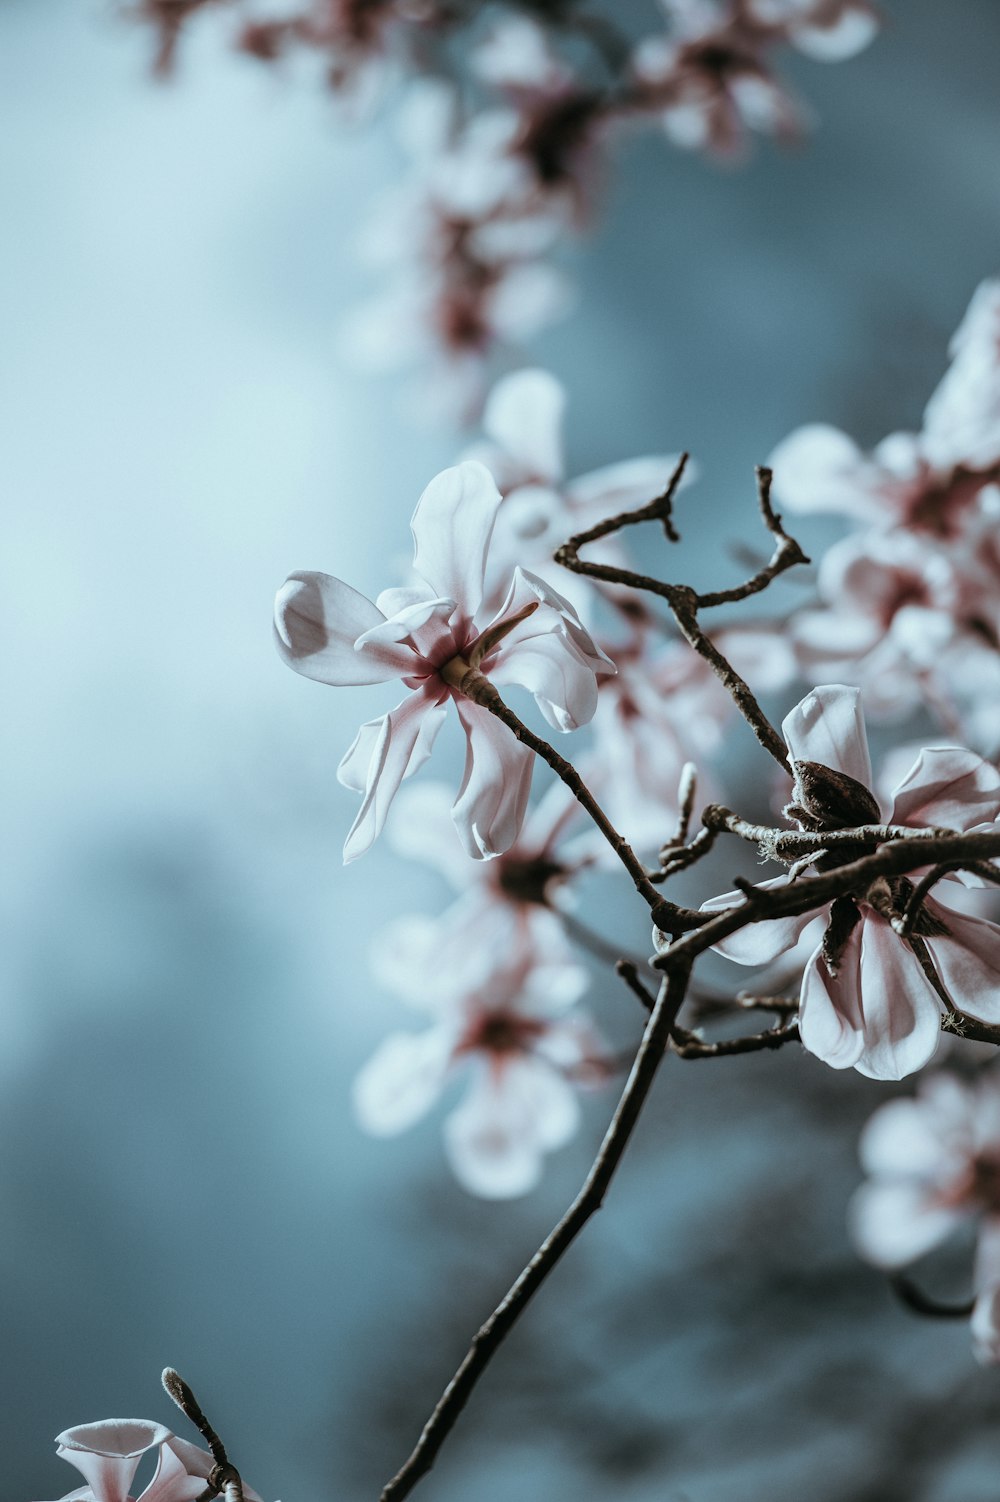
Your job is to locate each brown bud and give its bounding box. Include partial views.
[785,759,882,833]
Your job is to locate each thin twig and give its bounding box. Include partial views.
[162,1369,245,1502]
[670,1018,800,1059]
[615,957,656,1012]
[555,465,809,772]
[896,859,1000,937]
[380,966,690,1502]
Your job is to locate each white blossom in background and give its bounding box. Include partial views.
[354,924,610,1197]
[464,367,689,614]
[33,1419,265,1502]
[696,684,1000,1079]
[769,277,1000,749]
[851,1072,1000,1364]
[274,460,613,862]
[387,776,590,954]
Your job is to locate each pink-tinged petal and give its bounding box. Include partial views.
[353,1028,455,1136]
[782,684,873,789]
[55,1423,171,1502]
[157,1438,264,1502]
[699,878,814,966]
[444,1055,579,1198]
[452,698,534,859]
[853,916,943,1081]
[768,423,887,522]
[924,906,1000,1023]
[354,595,459,667]
[410,461,503,619]
[142,1444,211,1502]
[274,573,410,685]
[482,369,565,483]
[889,747,1000,832]
[797,926,866,1070]
[849,1182,964,1269]
[339,688,449,863]
[486,567,615,685]
[490,632,601,732]
[792,8,878,61]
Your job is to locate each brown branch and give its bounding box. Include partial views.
[162,1369,245,1502]
[701,804,951,863]
[670,1018,800,1059]
[615,957,656,1012]
[555,464,809,773]
[380,965,691,1502]
[896,860,1000,937]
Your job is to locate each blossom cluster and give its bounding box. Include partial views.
[33,1418,267,1502]
[769,278,1000,753]
[129,1,879,407]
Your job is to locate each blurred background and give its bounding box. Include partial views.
[4,2,1000,1498]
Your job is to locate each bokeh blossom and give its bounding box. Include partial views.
[354,924,610,1197]
[699,685,1000,1079]
[274,460,613,861]
[852,1072,1000,1363]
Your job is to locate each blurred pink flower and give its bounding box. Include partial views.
[34,1419,263,1502]
[851,1071,1000,1363]
[699,684,1000,1079]
[274,460,613,861]
[354,926,609,1197]
[464,367,688,613]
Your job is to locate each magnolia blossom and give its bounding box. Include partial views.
[387,776,588,953]
[851,1072,1000,1363]
[464,367,688,612]
[34,1418,264,1502]
[697,685,1000,1080]
[581,638,731,857]
[355,925,609,1197]
[274,460,613,861]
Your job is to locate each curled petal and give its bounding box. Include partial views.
[700,878,814,966]
[55,1422,172,1502]
[159,1437,263,1502]
[482,368,565,484]
[274,573,410,685]
[354,595,459,666]
[925,906,1000,1023]
[338,688,449,863]
[452,699,534,858]
[782,684,873,791]
[444,1056,579,1198]
[889,746,1000,832]
[797,926,865,1070]
[851,916,943,1080]
[353,1028,455,1136]
[490,632,601,732]
[410,461,502,621]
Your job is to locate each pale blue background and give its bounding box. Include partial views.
[3,3,1000,1499]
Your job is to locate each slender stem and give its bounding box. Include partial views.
[162,1369,227,1465]
[380,966,690,1502]
[670,1018,800,1059]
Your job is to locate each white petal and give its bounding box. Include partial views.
[700,878,814,966]
[768,423,888,522]
[853,916,944,1080]
[850,1182,964,1268]
[858,1087,972,1180]
[410,461,503,618]
[925,907,1000,1023]
[339,689,449,863]
[782,684,873,788]
[889,746,1000,832]
[354,594,459,665]
[353,1028,454,1136]
[792,9,879,61]
[452,698,534,858]
[482,369,565,483]
[274,573,410,685]
[491,632,601,732]
[797,926,866,1070]
[55,1423,171,1502]
[443,1056,579,1198]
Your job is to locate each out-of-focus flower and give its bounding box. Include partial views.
[464,367,687,612]
[851,1071,1000,1363]
[34,1419,264,1502]
[274,460,614,861]
[355,924,609,1197]
[768,278,1000,747]
[696,684,1000,1080]
[581,637,731,857]
[387,776,589,952]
